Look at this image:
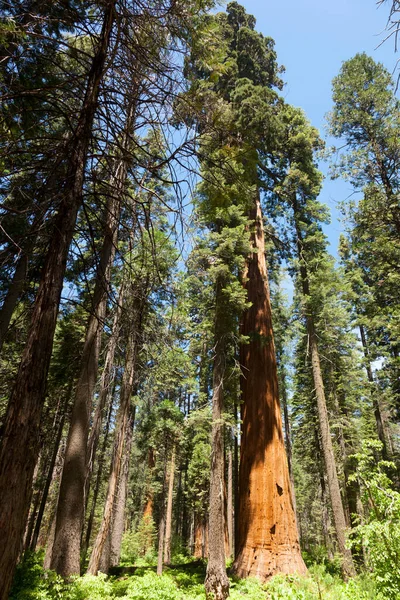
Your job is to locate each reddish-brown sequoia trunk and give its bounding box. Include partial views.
[233,194,306,581]
[193,517,208,559]
[0,6,115,595]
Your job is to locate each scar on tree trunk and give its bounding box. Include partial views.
[233,191,306,581]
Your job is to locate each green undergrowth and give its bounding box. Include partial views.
[9,551,383,600]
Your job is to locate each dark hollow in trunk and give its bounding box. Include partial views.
[232,194,306,581]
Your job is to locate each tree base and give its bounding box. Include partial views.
[204,565,230,600]
[232,544,307,581]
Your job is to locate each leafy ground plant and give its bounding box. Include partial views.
[10,554,380,600]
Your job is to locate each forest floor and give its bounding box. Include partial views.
[10,551,379,600]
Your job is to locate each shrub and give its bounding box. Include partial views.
[120,516,156,566]
[68,573,115,600]
[9,551,67,600]
[349,440,400,600]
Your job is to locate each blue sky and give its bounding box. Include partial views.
[240,0,398,253]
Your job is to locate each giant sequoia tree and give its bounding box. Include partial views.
[183,2,305,582]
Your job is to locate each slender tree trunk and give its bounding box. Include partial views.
[51,92,137,578]
[0,207,48,355]
[87,295,142,574]
[109,407,135,568]
[51,202,117,576]
[81,386,115,568]
[202,518,209,559]
[0,253,28,353]
[205,281,230,600]
[143,447,155,522]
[85,284,125,510]
[280,376,298,531]
[320,474,334,559]
[157,460,168,576]
[233,404,239,557]
[30,386,72,551]
[227,448,233,558]
[43,438,67,569]
[163,446,176,565]
[0,6,115,594]
[24,456,44,552]
[307,311,355,576]
[189,514,195,556]
[233,193,305,581]
[193,517,203,559]
[295,220,355,576]
[359,325,391,458]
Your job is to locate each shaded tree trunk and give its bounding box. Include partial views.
[163,445,176,565]
[0,5,115,594]
[227,448,233,558]
[0,207,48,355]
[233,194,305,581]
[109,407,135,568]
[359,324,391,458]
[43,438,67,569]
[85,284,125,511]
[204,281,230,600]
[51,90,136,578]
[87,292,143,574]
[0,253,28,353]
[294,211,355,578]
[157,460,168,576]
[280,376,298,532]
[51,198,117,577]
[30,386,72,551]
[81,385,115,568]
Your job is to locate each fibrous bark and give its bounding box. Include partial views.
[359,324,392,459]
[51,92,136,578]
[157,459,168,576]
[88,300,141,574]
[81,385,115,567]
[204,281,230,600]
[85,284,125,508]
[0,253,28,353]
[0,5,115,595]
[227,448,233,558]
[233,193,306,581]
[30,387,72,551]
[109,408,135,568]
[294,212,355,578]
[163,446,176,565]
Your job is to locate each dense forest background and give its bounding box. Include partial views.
[0,1,399,599]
